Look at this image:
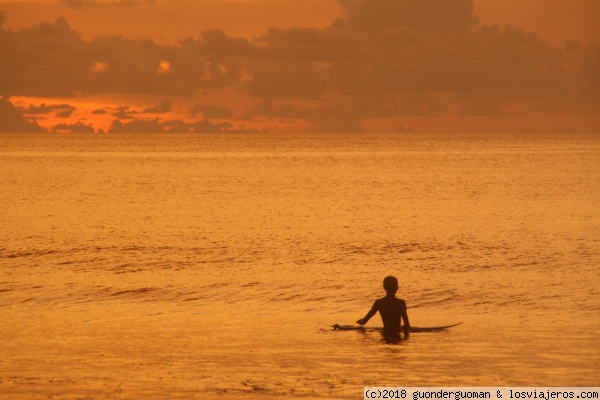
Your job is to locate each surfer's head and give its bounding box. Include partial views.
[383,276,398,294]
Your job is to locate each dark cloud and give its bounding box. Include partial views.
[143,100,171,114]
[108,118,232,133]
[109,118,166,133]
[51,121,95,133]
[249,100,363,133]
[249,95,448,124]
[0,99,45,132]
[0,17,84,97]
[577,43,600,104]
[112,106,137,119]
[244,61,329,99]
[61,0,155,9]
[326,24,569,99]
[258,27,367,62]
[188,119,235,134]
[189,104,232,120]
[335,0,478,34]
[0,17,204,97]
[0,11,580,100]
[22,103,76,118]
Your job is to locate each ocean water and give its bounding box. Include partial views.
[1,132,599,399]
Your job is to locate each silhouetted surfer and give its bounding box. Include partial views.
[356,276,410,343]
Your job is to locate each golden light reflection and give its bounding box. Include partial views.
[157,60,171,75]
[91,61,108,73]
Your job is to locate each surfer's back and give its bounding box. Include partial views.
[375,295,408,332]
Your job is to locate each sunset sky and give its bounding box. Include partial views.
[1,0,599,134]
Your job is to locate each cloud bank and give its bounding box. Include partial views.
[0,0,598,133]
[335,0,479,34]
[61,0,156,9]
[0,98,44,132]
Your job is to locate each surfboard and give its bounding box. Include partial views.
[332,322,462,332]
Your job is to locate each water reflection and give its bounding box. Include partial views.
[380,330,409,344]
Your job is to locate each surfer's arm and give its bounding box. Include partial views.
[356,301,379,325]
[401,301,410,330]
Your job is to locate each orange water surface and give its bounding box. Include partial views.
[1,132,599,398]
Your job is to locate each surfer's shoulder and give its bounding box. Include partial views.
[373,297,386,307]
[389,297,407,307]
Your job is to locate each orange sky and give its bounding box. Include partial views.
[1,0,599,133]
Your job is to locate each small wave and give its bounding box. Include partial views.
[410,296,456,308]
[1,249,60,259]
[410,289,460,309]
[110,287,159,297]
